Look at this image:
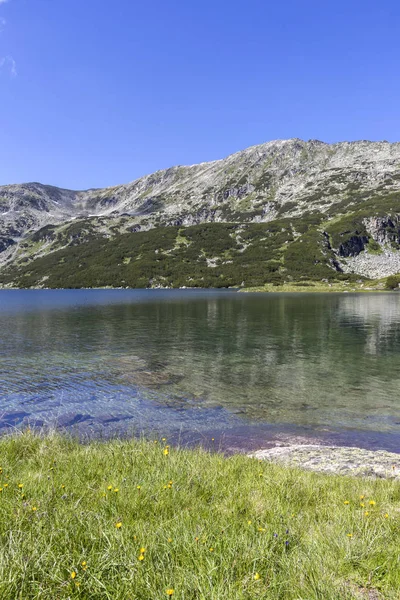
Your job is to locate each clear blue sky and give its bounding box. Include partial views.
[0,0,399,190]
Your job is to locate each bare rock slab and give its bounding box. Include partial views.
[250,445,400,479]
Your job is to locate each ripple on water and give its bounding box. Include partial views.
[0,289,400,451]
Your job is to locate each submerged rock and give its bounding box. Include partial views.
[121,370,181,386]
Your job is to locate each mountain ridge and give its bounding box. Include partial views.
[3,136,400,196]
[1,138,400,288]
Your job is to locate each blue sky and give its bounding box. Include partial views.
[0,0,399,189]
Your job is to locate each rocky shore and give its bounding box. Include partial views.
[251,444,400,479]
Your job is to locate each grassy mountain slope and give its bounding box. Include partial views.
[1,139,400,287]
[0,215,366,289]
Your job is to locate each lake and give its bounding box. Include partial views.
[0,289,400,452]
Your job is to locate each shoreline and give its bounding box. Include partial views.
[4,426,400,479]
[0,283,395,293]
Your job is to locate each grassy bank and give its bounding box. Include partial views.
[0,432,399,599]
[242,279,387,293]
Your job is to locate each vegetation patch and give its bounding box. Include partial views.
[367,239,383,255]
[385,274,400,290]
[0,217,366,288]
[0,431,399,599]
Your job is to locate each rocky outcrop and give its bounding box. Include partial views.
[341,249,400,279]
[364,216,400,245]
[337,215,400,278]
[251,445,400,479]
[338,235,369,257]
[0,237,15,253]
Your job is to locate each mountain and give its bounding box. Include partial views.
[1,138,400,289]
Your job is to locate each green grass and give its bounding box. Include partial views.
[366,240,383,255]
[0,432,399,599]
[243,279,387,293]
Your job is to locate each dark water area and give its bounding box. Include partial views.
[1,289,400,453]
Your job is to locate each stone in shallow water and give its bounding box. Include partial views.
[0,411,30,427]
[120,370,182,387]
[108,355,148,371]
[56,413,93,427]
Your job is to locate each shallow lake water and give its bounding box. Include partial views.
[1,289,400,452]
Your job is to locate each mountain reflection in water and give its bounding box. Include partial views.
[0,289,400,451]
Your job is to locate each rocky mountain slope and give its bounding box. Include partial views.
[1,138,400,288]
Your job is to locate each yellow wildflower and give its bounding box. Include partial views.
[138,554,145,561]
[347,533,353,537]
[0,488,2,493]
[209,547,214,552]
[163,448,169,456]
[18,484,23,489]
[360,503,365,508]
[137,485,141,490]
[107,485,112,491]
[360,495,365,500]
[258,527,266,532]
[114,488,119,493]
[194,537,199,541]
[168,538,172,543]
[369,500,376,506]
[71,571,77,579]
[116,522,122,529]
[61,484,65,489]
[81,561,87,567]
[3,484,8,488]
[75,582,81,588]
[384,513,389,518]
[140,547,146,553]
[365,511,369,516]
[166,590,174,597]
[254,572,261,581]
[162,437,166,441]
[247,520,252,525]
[344,500,349,505]
[32,506,37,511]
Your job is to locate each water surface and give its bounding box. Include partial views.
[1,289,400,452]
